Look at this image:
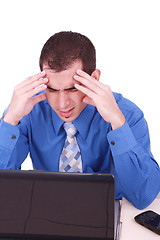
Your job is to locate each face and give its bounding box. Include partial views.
[43,60,87,122]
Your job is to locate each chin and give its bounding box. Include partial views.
[60,115,77,122]
[57,105,86,122]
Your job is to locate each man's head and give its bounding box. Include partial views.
[39,31,98,122]
[39,31,96,75]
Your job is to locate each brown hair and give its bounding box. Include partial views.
[39,31,96,75]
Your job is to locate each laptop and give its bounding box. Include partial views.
[0,169,116,240]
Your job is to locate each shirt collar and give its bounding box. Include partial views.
[73,105,96,140]
[50,104,96,139]
[51,108,64,135]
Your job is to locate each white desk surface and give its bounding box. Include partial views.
[120,193,160,240]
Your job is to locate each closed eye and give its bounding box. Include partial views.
[47,86,58,92]
[65,87,78,92]
[47,86,78,93]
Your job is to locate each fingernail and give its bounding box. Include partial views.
[41,70,46,74]
[77,69,82,74]
[74,75,79,79]
[43,78,48,81]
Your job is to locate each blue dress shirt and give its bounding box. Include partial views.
[0,92,159,209]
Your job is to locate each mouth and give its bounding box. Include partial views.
[59,107,74,118]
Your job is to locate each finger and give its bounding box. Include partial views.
[74,83,96,100]
[74,75,103,95]
[76,69,91,80]
[26,84,47,98]
[76,69,104,89]
[16,71,47,90]
[22,78,48,94]
[32,92,47,105]
[15,77,48,96]
[27,70,46,84]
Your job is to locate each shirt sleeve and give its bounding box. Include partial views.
[107,113,160,209]
[0,117,29,169]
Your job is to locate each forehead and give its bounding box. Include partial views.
[43,60,83,89]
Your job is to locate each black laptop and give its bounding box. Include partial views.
[0,170,115,240]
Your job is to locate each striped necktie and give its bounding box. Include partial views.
[59,122,83,172]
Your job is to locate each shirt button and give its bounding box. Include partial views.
[11,135,16,140]
[111,141,115,146]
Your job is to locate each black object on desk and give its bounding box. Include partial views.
[0,169,115,240]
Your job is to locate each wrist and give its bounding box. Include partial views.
[111,113,126,130]
[3,112,20,126]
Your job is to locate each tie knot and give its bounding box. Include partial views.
[63,122,77,137]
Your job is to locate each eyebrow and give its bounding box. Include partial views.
[47,86,77,91]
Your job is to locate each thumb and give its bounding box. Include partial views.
[82,96,96,107]
[33,93,47,105]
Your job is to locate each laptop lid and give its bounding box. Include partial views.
[0,170,115,240]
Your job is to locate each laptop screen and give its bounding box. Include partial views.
[0,170,114,240]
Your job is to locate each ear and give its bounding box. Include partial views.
[91,69,101,81]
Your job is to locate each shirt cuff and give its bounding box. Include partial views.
[0,118,20,150]
[107,122,137,156]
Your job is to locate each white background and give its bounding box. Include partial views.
[0,0,159,168]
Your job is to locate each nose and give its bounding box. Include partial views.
[58,91,70,110]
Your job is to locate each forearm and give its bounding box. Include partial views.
[108,122,160,209]
[0,118,29,169]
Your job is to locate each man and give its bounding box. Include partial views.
[0,31,159,209]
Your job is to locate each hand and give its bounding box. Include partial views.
[3,71,48,126]
[74,69,126,130]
